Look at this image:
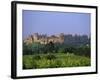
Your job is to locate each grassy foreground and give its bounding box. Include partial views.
[23,53,91,69]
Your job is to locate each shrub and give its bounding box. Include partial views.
[33,55,41,60]
[23,56,33,69]
[46,54,56,60]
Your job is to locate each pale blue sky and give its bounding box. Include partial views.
[22,10,90,38]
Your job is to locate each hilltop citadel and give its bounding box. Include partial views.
[24,33,64,45]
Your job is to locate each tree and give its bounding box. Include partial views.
[46,41,55,53]
[23,42,32,55]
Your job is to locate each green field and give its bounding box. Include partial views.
[23,53,91,69]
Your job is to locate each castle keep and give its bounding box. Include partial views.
[24,33,64,45]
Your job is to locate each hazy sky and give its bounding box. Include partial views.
[22,10,90,38]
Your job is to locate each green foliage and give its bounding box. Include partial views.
[23,35,91,69]
[23,42,91,59]
[45,41,55,53]
[23,56,33,69]
[46,54,57,60]
[23,42,33,55]
[33,55,41,60]
[23,53,91,69]
[74,46,91,57]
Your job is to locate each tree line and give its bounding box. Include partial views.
[23,41,90,57]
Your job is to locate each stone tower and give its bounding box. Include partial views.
[33,33,39,42]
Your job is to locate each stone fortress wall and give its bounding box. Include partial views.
[24,33,64,45]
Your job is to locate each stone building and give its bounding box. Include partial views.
[24,33,64,45]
